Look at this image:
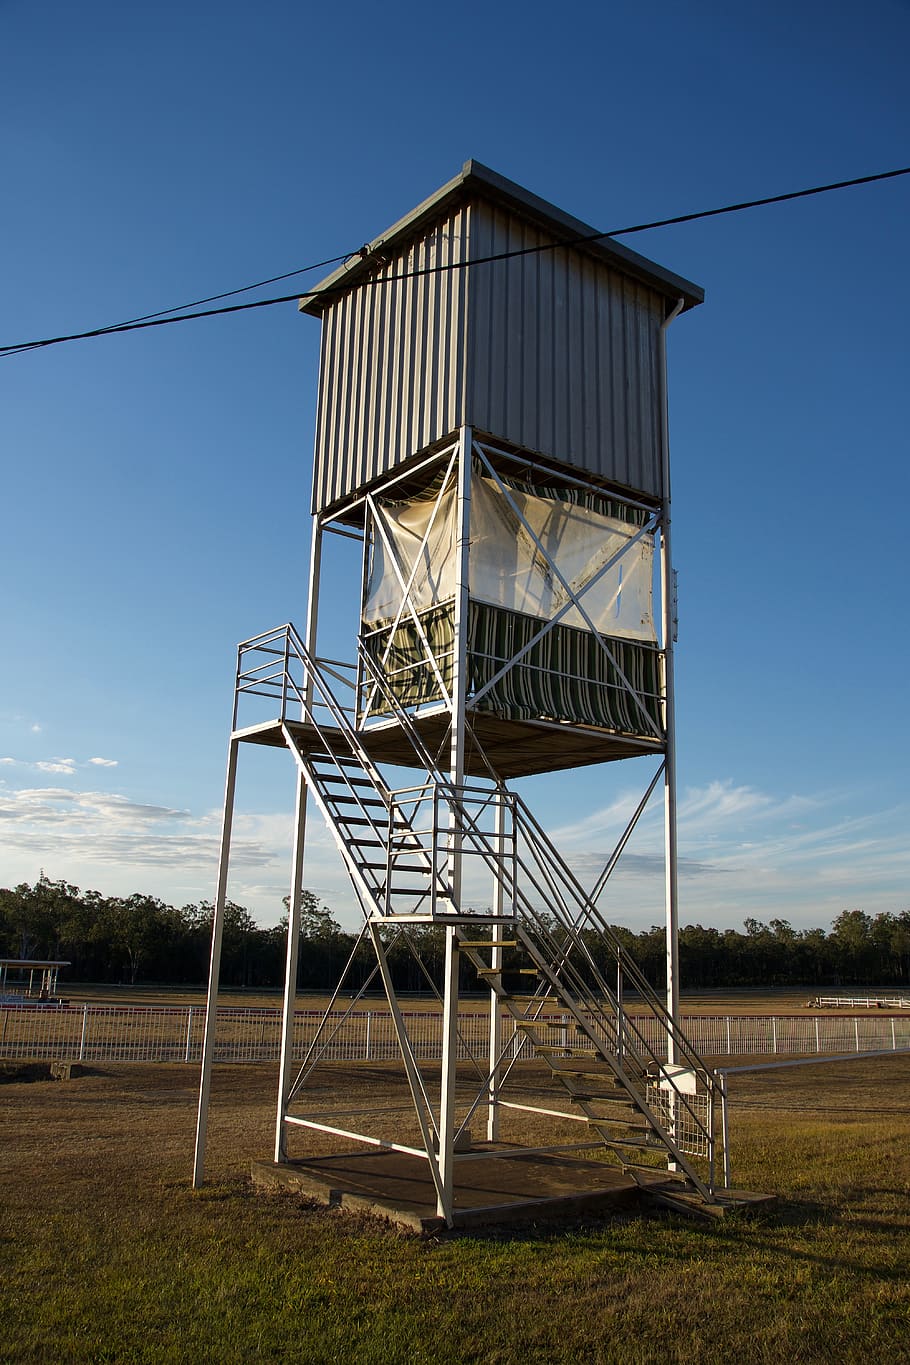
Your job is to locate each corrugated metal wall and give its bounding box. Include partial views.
[464,203,664,500]
[311,197,666,514]
[312,208,469,514]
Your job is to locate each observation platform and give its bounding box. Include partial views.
[251,1147,774,1233]
[234,713,663,781]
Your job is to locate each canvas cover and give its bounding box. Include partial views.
[363,473,656,643]
[361,471,662,736]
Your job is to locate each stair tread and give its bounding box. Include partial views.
[460,940,518,948]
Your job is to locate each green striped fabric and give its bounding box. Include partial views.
[468,601,662,734]
[362,602,455,711]
[491,469,652,527]
[362,600,663,737]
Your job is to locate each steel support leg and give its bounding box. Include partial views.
[192,738,239,1187]
[487,791,506,1142]
[438,923,460,1222]
[274,770,308,1162]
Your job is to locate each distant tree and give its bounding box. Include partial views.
[831,909,875,984]
[282,890,343,941]
[100,893,175,984]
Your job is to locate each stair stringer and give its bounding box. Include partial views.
[454,928,715,1200]
[274,647,722,1206]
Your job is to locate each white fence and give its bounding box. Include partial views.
[3,1003,910,1066]
[813,995,910,1009]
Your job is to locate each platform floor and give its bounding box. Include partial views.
[251,1145,774,1233]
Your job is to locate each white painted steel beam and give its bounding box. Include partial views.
[192,737,239,1188]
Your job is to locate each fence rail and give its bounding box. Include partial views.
[3,1003,910,1066]
[813,995,910,1010]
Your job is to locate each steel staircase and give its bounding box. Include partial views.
[240,625,723,1205]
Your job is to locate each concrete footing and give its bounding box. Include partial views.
[251,1143,775,1232]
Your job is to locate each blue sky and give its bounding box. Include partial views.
[1,0,908,932]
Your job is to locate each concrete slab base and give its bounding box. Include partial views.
[252,1145,641,1233]
[251,1144,776,1232]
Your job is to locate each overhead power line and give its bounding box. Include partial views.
[3,164,908,359]
[1,248,360,359]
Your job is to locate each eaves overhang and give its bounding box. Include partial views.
[299,159,705,318]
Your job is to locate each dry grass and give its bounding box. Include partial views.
[2,1053,910,1362]
[58,982,890,1017]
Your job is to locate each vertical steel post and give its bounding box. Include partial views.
[486,790,505,1142]
[274,770,308,1162]
[720,1073,731,1188]
[659,300,684,1064]
[617,955,624,1066]
[446,432,474,944]
[438,425,473,1220]
[184,1008,194,1064]
[192,738,239,1187]
[438,923,461,1222]
[78,1004,89,1062]
[302,520,324,719]
[271,509,323,1159]
[447,425,473,903]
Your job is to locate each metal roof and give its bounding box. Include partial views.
[0,958,70,968]
[300,160,704,317]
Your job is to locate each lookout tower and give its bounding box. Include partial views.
[194,162,732,1223]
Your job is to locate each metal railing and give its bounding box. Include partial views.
[4,1003,908,1066]
[812,995,910,1009]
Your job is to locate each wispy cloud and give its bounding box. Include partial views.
[0,767,905,933]
[0,755,119,776]
[548,776,910,929]
[0,780,354,924]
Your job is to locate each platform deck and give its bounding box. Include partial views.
[251,1145,774,1232]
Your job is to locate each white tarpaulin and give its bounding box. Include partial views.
[364,474,655,643]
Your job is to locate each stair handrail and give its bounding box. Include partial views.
[356,632,713,1066]
[284,626,717,1187]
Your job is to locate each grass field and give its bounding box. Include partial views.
[2,1053,910,1362]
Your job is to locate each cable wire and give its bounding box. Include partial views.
[3,164,908,358]
[1,248,359,358]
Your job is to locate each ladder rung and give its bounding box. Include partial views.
[622,1161,691,1181]
[330,813,388,826]
[567,1091,637,1105]
[459,940,518,948]
[595,1136,663,1152]
[517,968,540,975]
[316,772,376,787]
[584,1117,650,1131]
[536,1045,598,1057]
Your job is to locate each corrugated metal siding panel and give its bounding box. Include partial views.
[312,209,469,513]
[464,203,664,500]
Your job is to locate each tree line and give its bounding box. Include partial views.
[1,875,909,993]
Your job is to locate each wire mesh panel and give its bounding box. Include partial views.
[646,1082,711,1157]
